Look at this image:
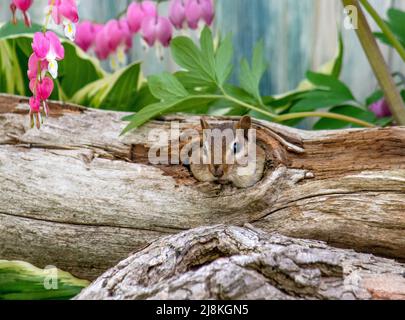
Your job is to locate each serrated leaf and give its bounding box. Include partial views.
[290,91,355,112]
[215,34,233,85]
[171,36,215,84]
[306,71,354,99]
[200,27,216,79]
[239,41,267,104]
[148,72,189,101]
[252,40,267,82]
[121,95,219,134]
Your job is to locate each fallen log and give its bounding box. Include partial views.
[75,225,405,300]
[0,94,404,280]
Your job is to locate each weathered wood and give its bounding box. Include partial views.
[0,94,404,280]
[75,225,405,300]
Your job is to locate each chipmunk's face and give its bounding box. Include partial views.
[200,116,253,184]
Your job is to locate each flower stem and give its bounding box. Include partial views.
[43,0,56,33]
[220,91,375,128]
[359,0,405,63]
[274,112,375,128]
[342,0,405,125]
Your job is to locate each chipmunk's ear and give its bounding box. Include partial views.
[236,116,252,130]
[200,118,211,130]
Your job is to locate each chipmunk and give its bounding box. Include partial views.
[190,116,266,188]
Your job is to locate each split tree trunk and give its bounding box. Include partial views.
[75,225,405,300]
[0,94,404,281]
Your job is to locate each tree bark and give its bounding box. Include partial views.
[75,225,405,300]
[0,94,404,280]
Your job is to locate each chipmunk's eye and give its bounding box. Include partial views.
[233,142,241,154]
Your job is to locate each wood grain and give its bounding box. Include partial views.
[76,225,405,300]
[0,94,404,280]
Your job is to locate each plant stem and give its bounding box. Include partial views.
[359,0,405,63]
[43,0,56,33]
[220,91,375,128]
[274,112,375,128]
[222,92,277,118]
[342,0,405,125]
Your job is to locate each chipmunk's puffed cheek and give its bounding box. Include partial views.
[190,164,216,183]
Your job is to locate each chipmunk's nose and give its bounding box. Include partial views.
[212,165,224,178]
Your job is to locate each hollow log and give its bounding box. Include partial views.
[0,94,404,280]
[75,225,405,300]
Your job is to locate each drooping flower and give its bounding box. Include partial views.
[29,76,54,116]
[127,0,157,34]
[169,0,187,29]
[141,15,173,48]
[29,96,42,128]
[10,0,34,27]
[30,77,54,101]
[49,0,79,41]
[94,27,111,60]
[27,53,48,80]
[369,99,392,118]
[32,31,65,79]
[185,0,214,29]
[75,21,97,52]
[95,19,133,69]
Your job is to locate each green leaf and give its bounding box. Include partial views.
[374,10,405,48]
[0,21,42,38]
[121,95,220,134]
[386,9,405,44]
[366,89,384,106]
[200,27,216,79]
[252,40,267,81]
[57,42,105,99]
[71,61,141,111]
[375,117,394,127]
[148,72,189,101]
[306,71,355,99]
[290,90,355,112]
[239,40,267,104]
[313,105,376,130]
[215,34,233,85]
[0,41,25,95]
[171,36,215,84]
[0,260,89,300]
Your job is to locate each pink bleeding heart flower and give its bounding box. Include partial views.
[75,21,97,52]
[29,96,41,113]
[119,19,133,51]
[50,0,79,41]
[141,15,173,47]
[104,20,124,52]
[30,77,54,100]
[29,95,42,129]
[27,53,49,80]
[94,26,111,60]
[185,0,214,29]
[10,0,34,27]
[32,31,65,79]
[169,0,187,30]
[369,99,392,118]
[127,0,157,34]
